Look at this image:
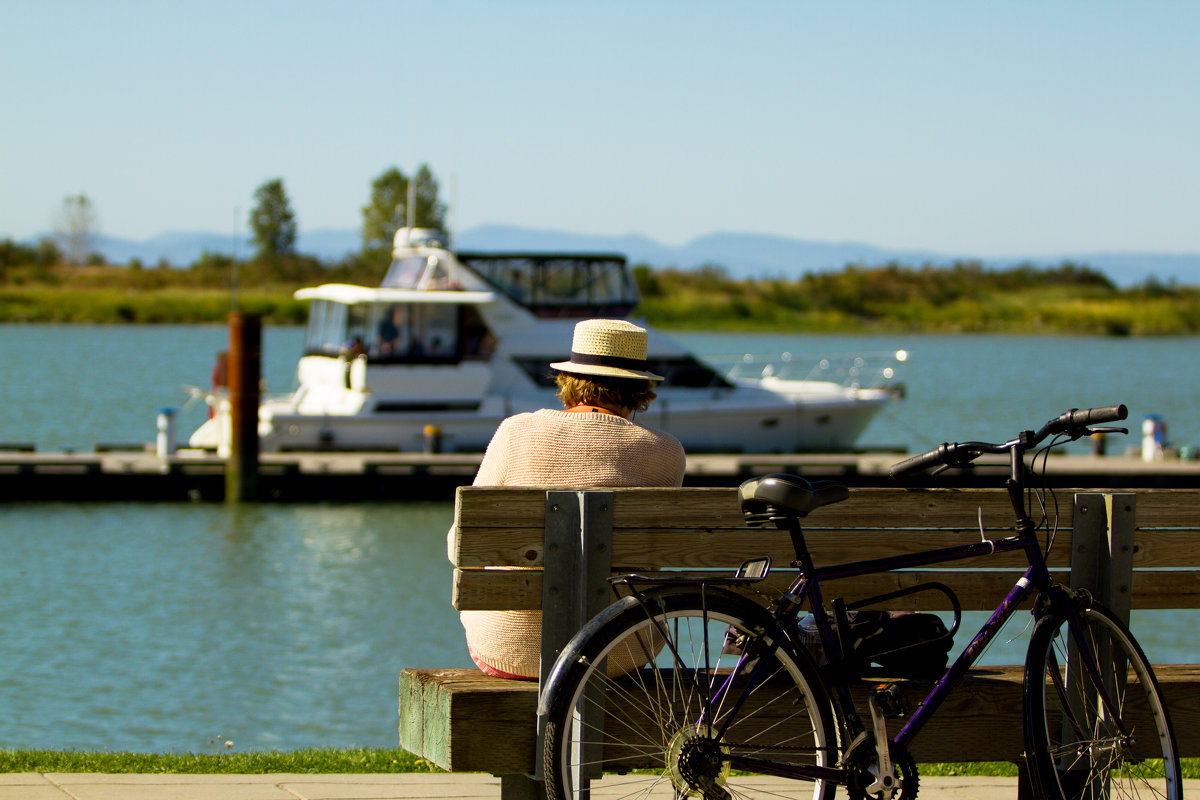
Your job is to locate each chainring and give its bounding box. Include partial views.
[845,739,918,800]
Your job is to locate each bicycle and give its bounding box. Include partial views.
[539,404,1181,800]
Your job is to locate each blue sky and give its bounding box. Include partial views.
[4,1,1198,257]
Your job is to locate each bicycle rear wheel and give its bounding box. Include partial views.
[542,586,838,800]
[1024,602,1181,800]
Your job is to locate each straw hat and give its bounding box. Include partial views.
[550,319,664,382]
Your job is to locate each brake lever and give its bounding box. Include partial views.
[931,456,975,477]
[1061,424,1129,443]
[1088,426,1128,436]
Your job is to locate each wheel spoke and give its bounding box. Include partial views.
[1025,604,1180,800]
[543,589,838,800]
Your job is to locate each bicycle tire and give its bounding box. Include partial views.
[542,586,839,800]
[1024,601,1182,800]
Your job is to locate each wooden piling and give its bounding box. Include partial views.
[226,312,261,501]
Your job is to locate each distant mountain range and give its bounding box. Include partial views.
[66,225,1200,287]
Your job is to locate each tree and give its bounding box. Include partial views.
[411,164,448,234]
[360,164,448,257]
[248,178,297,260]
[55,194,99,264]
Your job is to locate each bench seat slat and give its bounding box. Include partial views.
[399,668,538,774]
[399,665,1200,769]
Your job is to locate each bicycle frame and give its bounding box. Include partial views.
[705,443,1129,782]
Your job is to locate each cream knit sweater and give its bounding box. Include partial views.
[452,408,686,679]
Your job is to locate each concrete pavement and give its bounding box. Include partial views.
[5,772,1197,799]
[0,772,1030,799]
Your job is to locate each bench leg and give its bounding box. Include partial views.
[1016,758,1037,800]
[498,773,546,800]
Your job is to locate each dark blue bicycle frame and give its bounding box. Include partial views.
[706,463,1129,782]
[703,527,1042,780]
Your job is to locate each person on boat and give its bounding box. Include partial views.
[377,306,408,356]
[450,318,686,680]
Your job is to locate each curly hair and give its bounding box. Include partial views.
[555,372,658,414]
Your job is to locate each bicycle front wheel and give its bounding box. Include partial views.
[1024,602,1181,800]
[542,587,838,800]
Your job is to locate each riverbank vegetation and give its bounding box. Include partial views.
[9,166,1199,333]
[634,261,1200,335]
[2,241,1198,334]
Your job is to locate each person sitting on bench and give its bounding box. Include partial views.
[450,318,686,679]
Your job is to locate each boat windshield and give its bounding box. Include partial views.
[457,253,638,317]
[382,255,458,290]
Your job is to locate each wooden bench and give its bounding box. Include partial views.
[399,485,1200,798]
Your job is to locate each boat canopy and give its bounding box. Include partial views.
[382,229,639,317]
[457,252,638,318]
[294,284,495,305]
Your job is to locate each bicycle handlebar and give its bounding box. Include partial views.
[889,404,1128,479]
[1046,404,1127,432]
[889,443,957,477]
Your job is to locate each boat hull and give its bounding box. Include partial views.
[190,386,892,454]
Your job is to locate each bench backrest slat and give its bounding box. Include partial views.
[453,568,1052,612]
[451,486,1200,613]
[456,527,1053,570]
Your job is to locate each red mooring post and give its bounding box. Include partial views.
[226,312,261,501]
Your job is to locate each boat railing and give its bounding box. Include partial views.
[712,349,909,390]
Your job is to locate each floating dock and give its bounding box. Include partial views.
[0,446,1196,501]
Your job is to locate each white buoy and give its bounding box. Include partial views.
[156,407,177,457]
[1142,414,1166,461]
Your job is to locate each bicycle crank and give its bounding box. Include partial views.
[845,741,918,800]
[845,688,918,800]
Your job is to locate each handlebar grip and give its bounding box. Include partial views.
[1068,404,1128,426]
[890,443,951,478]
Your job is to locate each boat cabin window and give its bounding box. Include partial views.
[304,300,494,364]
[382,255,458,290]
[458,253,638,317]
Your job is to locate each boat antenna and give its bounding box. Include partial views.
[407,177,416,230]
[231,205,240,311]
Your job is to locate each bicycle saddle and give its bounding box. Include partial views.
[738,474,850,523]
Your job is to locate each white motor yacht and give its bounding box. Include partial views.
[189,229,906,454]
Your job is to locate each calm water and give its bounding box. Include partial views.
[0,325,1197,752]
[2,502,461,753]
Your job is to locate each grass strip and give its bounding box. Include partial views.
[5,750,1196,779]
[0,747,441,774]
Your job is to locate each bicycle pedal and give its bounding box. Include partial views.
[869,683,910,718]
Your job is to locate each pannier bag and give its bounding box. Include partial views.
[799,610,952,679]
[724,610,952,679]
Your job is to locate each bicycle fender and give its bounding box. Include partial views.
[537,592,647,718]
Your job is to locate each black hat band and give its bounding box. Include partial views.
[569,351,649,371]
